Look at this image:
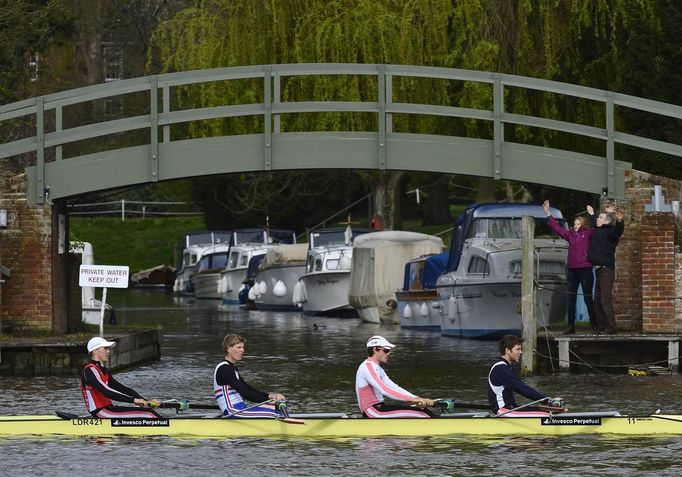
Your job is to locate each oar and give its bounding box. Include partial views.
[494,397,549,417]
[218,399,275,418]
[435,399,490,411]
[157,400,218,411]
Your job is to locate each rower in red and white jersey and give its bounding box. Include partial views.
[81,337,162,419]
[214,334,287,418]
[355,335,436,418]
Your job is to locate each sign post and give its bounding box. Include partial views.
[79,265,129,336]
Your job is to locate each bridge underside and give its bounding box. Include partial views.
[27,132,628,201]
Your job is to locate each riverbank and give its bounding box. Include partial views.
[0,329,161,376]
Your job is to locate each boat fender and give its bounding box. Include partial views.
[403,304,412,319]
[419,303,429,317]
[447,295,456,322]
[247,285,257,301]
[273,280,287,298]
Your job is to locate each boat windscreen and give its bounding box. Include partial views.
[268,230,296,244]
[233,230,267,245]
[466,217,567,240]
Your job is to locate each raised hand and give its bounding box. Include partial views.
[543,200,551,216]
[586,205,594,216]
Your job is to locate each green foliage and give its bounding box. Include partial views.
[0,0,74,103]
[69,216,205,272]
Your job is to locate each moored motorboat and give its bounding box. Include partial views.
[189,244,230,299]
[173,231,231,296]
[397,252,449,331]
[348,231,445,324]
[1,411,681,438]
[436,203,568,339]
[219,228,296,304]
[294,226,371,316]
[253,244,308,311]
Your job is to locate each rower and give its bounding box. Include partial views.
[488,335,563,417]
[355,335,436,418]
[81,337,162,419]
[213,334,287,418]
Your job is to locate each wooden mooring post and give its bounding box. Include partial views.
[520,215,536,376]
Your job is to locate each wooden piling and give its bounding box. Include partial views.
[520,215,536,376]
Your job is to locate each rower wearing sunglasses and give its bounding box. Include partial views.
[355,335,437,418]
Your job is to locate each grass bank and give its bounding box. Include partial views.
[70,216,205,273]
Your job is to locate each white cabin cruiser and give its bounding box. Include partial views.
[219,229,296,304]
[293,227,371,316]
[189,244,230,299]
[172,231,231,295]
[436,203,568,340]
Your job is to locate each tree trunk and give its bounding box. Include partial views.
[371,171,404,230]
[422,174,452,225]
[475,177,496,203]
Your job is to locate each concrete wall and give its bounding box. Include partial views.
[0,329,161,376]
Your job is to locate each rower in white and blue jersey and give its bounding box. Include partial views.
[488,335,560,417]
[213,334,287,418]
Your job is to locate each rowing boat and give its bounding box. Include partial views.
[1,412,681,438]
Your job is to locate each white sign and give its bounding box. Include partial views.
[79,265,130,288]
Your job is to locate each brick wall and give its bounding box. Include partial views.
[0,174,68,333]
[641,213,675,332]
[615,169,682,333]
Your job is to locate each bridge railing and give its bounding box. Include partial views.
[1,64,681,204]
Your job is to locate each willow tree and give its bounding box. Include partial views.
[446,0,659,205]
[148,0,455,229]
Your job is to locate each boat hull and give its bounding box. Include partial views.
[299,271,356,316]
[254,263,306,311]
[437,281,565,339]
[191,272,222,299]
[396,289,440,331]
[219,268,248,304]
[1,413,681,438]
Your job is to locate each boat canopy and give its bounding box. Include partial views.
[402,252,450,291]
[261,244,308,267]
[349,231,444,314]
[446,203,567,273]
[229,228,296,246]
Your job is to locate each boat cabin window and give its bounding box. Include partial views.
[212,254,228,269]
[306,256,315,273]
[326,259,339,270]
[314,258,323,272]
[468,217,564,240]
[467,256,490,275]
[509,260,566,279]
[229,252,240,268]
[240,254,249,266]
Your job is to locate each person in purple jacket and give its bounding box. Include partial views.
[543,200,597,334]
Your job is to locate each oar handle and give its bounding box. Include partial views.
[157,400,218,411]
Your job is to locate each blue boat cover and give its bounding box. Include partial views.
[402,252,450,290]
[423,252,449,289]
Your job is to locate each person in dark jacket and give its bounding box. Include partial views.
[544,200,597,334]
[586,204,625,334]
[487,335,559,416]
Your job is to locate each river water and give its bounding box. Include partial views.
[1,289,682,477]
